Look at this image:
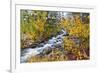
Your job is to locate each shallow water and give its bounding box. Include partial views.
[20,29,67,63]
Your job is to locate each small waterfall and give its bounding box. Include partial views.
[20,29,67,63]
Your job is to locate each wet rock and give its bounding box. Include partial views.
[42,49,52,55]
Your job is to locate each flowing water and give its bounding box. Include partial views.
[20,29,67,63]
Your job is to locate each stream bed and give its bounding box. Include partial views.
[20,29,67,63]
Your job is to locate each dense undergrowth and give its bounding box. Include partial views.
[20,10,90,62]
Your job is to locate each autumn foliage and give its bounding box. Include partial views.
[20,10,90,62]
[62,15,89,60]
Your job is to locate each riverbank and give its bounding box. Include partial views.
[20,29,68,63]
